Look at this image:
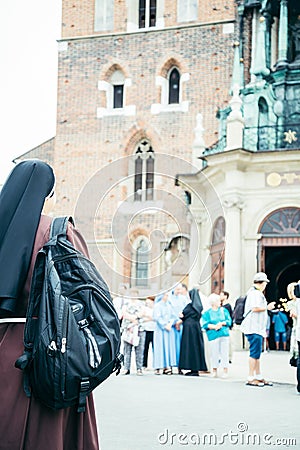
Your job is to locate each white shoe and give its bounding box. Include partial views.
[210,372,217,378]
[221,373,228,379]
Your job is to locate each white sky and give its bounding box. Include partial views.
[0,1,62,184]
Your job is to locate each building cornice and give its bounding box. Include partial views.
[59,19,236,43]
[176,147,300,187]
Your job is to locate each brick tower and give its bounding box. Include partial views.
[17,1,238,295]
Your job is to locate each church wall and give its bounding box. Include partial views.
[61,0,235,39]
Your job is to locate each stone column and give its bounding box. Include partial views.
[225,85,245,151]
[276,0,289,69]
[251,16,270,78]
[223,197,245,351]
[243,234,261,293]
[223,197,244,300]
[188,206,210,294]
[250,8,258,84]
[264,11,273,70]
[192,113,205,171]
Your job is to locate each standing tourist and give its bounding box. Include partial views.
[0,160,99,450]
[272,306,288,351]
[121,289,146,375]
[113,284,128,326]
[289,282,300,391]
[201,294,232,378]
[287,282,298,364]
[220,291,233,362]
[142,297,155,369]
[240,272,275,387]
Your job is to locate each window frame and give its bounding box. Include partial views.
[133,140,155,202]
[94,0,114,32]
[139,0,157,29]
[168,68,180,104]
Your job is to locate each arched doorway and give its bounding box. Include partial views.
[258,207,300,349]
[258,207,300,300]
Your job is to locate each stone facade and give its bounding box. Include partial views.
[178,0,300,305]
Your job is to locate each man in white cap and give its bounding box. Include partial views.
[240,272,275,386]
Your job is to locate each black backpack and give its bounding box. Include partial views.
[232,295,247,325]
[16,217,122,413]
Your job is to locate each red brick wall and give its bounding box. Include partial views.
[62,0,235,38]
[21,1,240,289]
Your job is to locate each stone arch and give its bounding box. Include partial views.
[245,201,300,239]
[257,206,300,304]
[160,57,183,78]
[258,206,300,236]
[100,58,131,80]
[122,123,161,155]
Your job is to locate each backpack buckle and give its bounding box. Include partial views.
[80,378,90,391]
[77,378,90,413]
[78,318,89,329]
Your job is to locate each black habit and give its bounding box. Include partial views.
[179,288,207,372]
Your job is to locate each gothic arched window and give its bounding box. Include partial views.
[110,70,125,109]
[134,140,154,201]
[135,238,150,286]
[168,68,180,104]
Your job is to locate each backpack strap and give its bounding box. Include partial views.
[50,216,75,240]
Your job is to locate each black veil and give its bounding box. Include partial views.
[0,159,55,315]
[189,288,203,316]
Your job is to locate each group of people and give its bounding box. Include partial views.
[114,284,234,378]
[1,159,299,450]
[115,272,300,393]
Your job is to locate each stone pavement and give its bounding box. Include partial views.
[94,351,300,450]
[228,349,296,385]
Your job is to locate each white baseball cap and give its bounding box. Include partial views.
[253,272,270,283]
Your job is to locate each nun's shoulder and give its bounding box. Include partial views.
[36,215,52,243]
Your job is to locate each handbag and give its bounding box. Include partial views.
[122,325,140,347]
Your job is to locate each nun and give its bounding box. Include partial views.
[153,291,178,374]
[168,284,189,371]
[0,160,99,449]
[178,288,208,376]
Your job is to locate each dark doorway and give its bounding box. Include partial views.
[265,246,300,301]
[264,246,300,350]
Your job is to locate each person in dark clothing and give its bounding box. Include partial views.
[0,160,99,450]
[220,290,233,363]
[220,291,233,327]
[178,288,207,376]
